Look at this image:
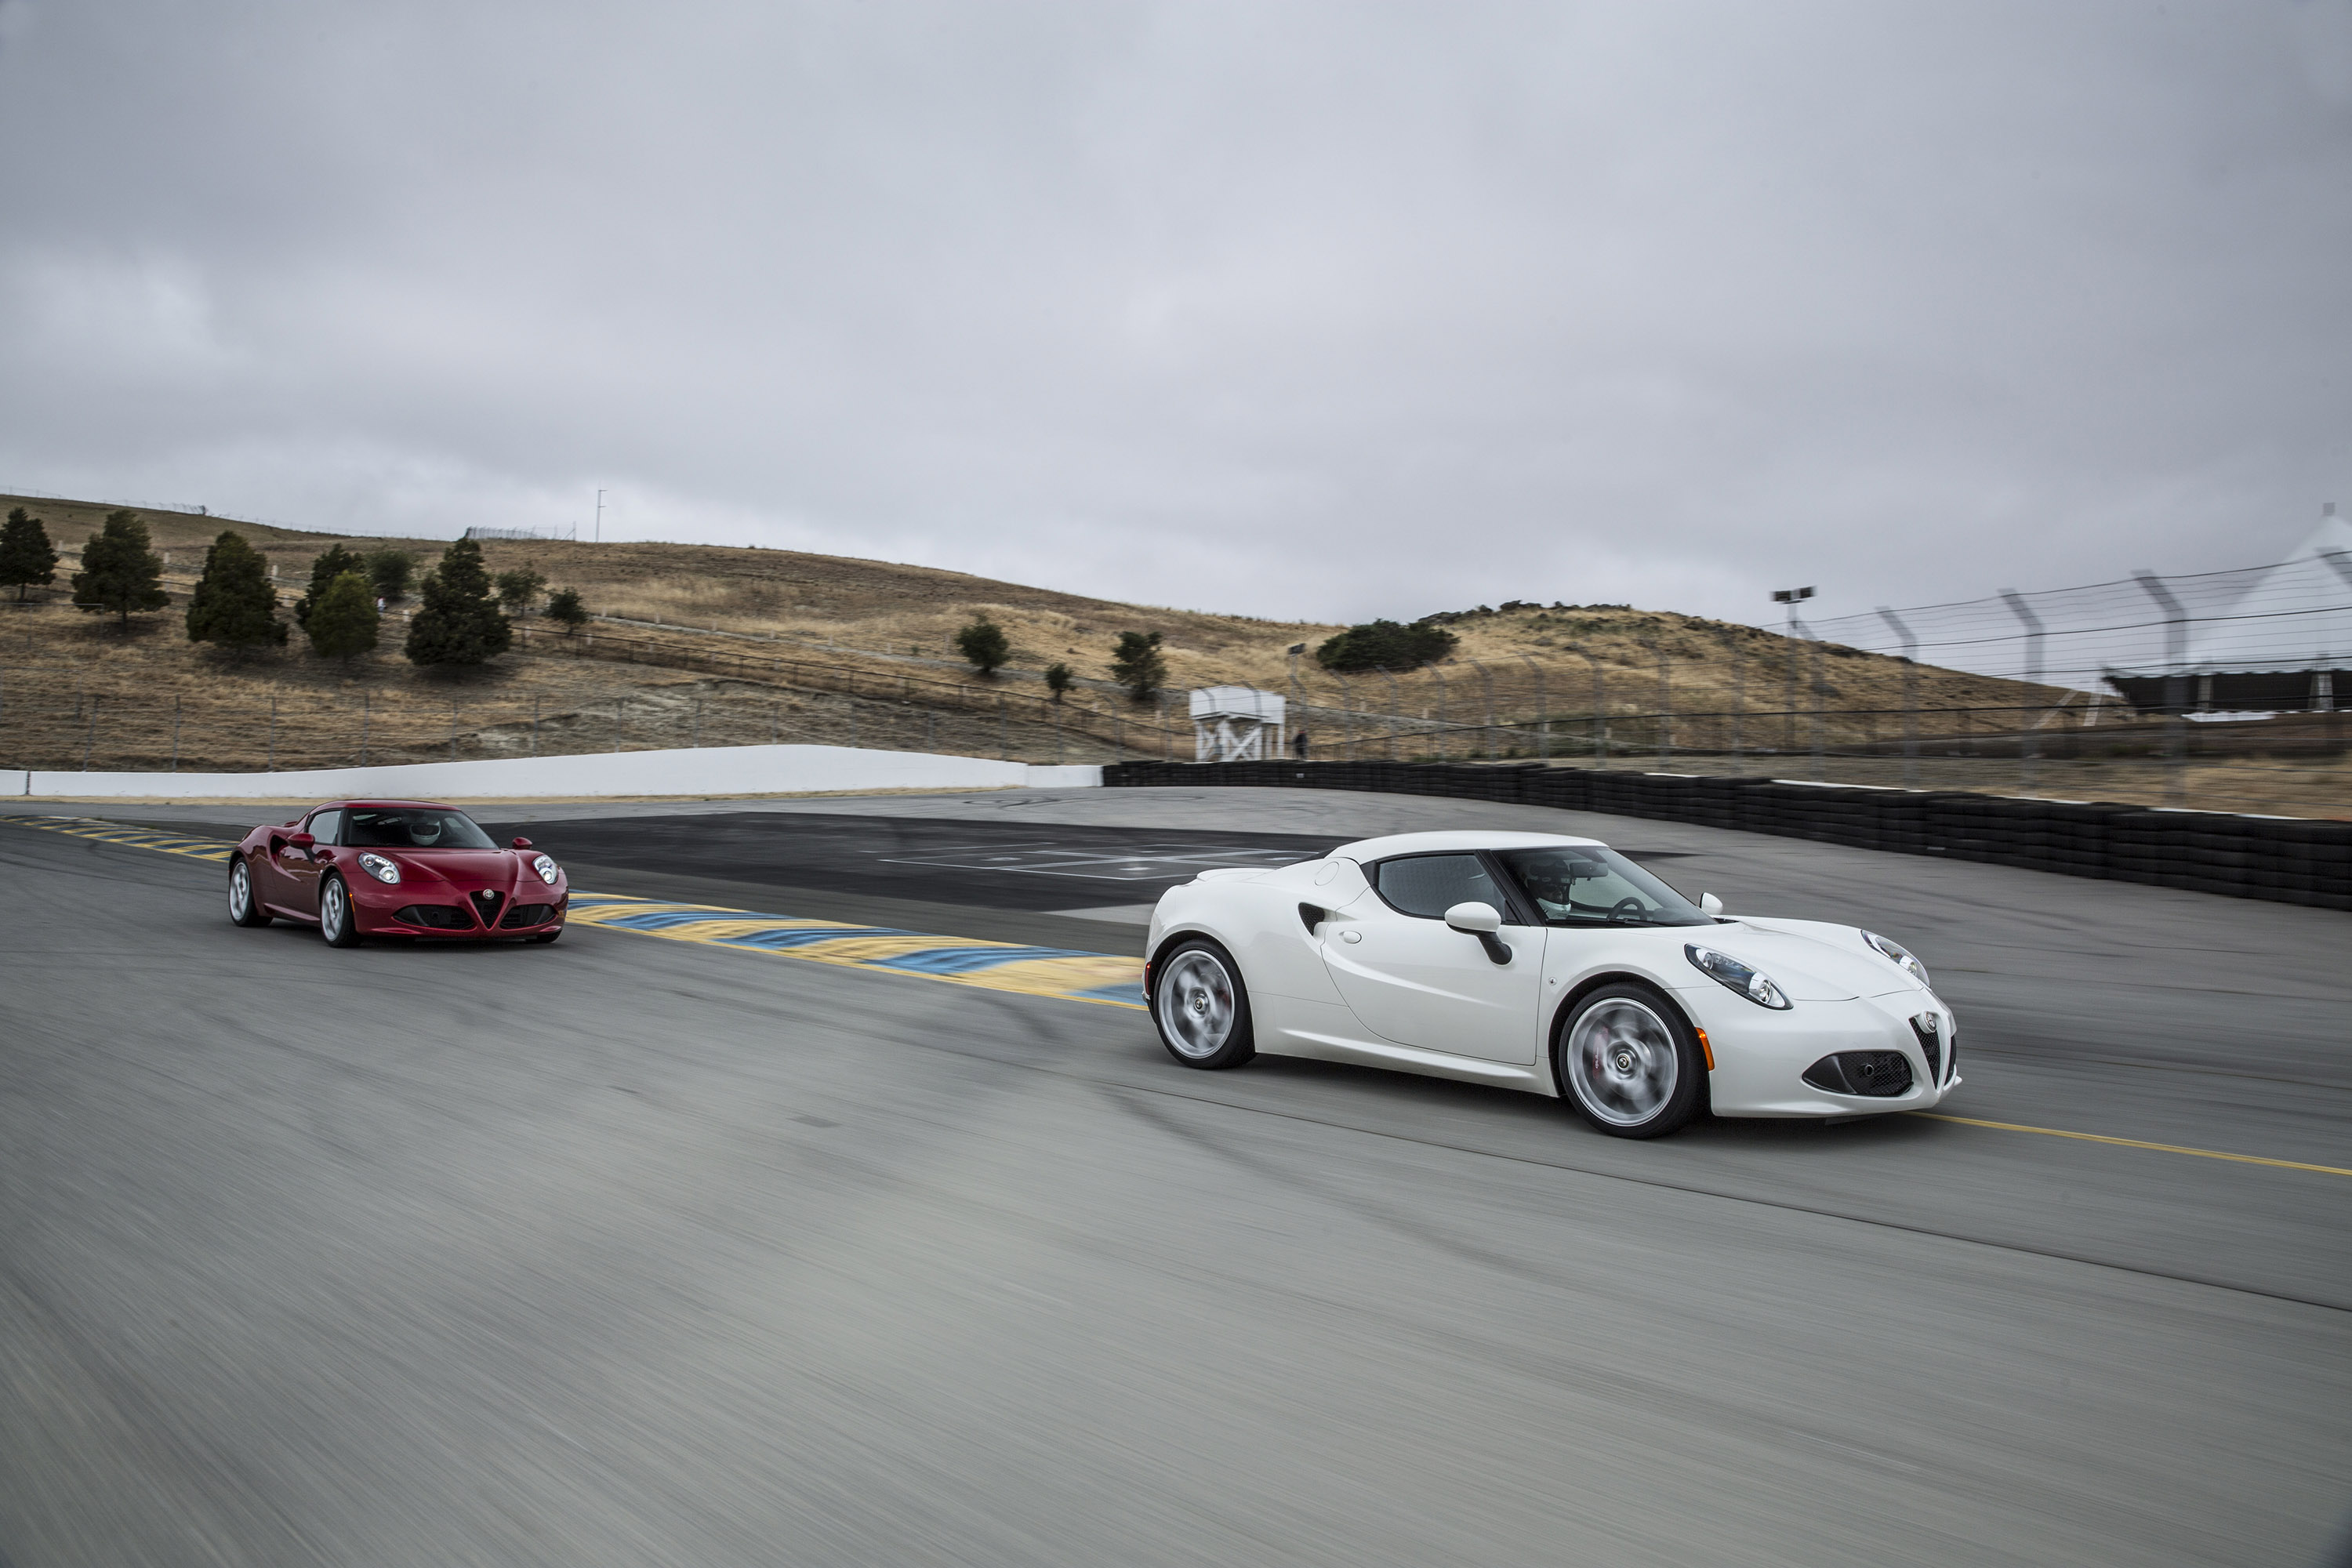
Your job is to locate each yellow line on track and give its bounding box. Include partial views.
[1915,1113,2352,1178]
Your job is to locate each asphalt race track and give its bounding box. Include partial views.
[4,786,2350,1566]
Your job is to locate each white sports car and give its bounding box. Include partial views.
[1143,830,1958,1138]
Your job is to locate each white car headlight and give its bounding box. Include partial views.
[1686,944,1792,1009]
[1861,931,1931,989]
[532,854,560,885]
[358,853,401,885]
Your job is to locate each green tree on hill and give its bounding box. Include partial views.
[184,530,286,652]
[544,586,589,632]
[365,548,415,603]
[1314,618,1457,673]
[956,616,1011,677]
[71,510,169,627]
[307,571,379,664]
[1109,630,1167,703]
[1044,662,1075,702]
[495,567,546,615]
[293,543,365,629]
[404,537,511,666]
[0,507,59,601]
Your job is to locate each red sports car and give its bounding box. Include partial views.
[226,800,569,946]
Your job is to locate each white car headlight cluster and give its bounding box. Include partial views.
[357,853,401,885]
[1861,931,1931,989]
[1686,944,1791,1009]
[532,854,561,885]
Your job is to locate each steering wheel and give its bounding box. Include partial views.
[1608,896,1648,924]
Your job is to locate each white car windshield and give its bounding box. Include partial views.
[1497,847,1712,927]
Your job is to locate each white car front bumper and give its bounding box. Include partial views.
[1672,984,1960,1119]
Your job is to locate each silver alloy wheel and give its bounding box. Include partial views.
[228,860,252,921]
[1156,949,1236,1060]
[1567,996,1680,1127]
[321,878,347,942]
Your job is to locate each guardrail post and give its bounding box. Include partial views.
[361,691,371,767]
[1648,641,1671,767]
[171,696,181,773]
[1577,648,1607,768]
[1470,658,1496,759]
[268,691,278,770]
[2132,570,2190,806]
[1730,641,1745,771]
[2001,589,2046,794]
[448,700,459,760]
[1429,664,1450,761]
[1515,652,1547,760]
[531,695,540,757]
[1876,607,1919,787]
[998,692,1007,760]
[692,695,702,748]
[83,696,95,771]
[1379,666,1400,760]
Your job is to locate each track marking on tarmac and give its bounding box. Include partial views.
[562,894,1145,1009]
[0,814,1146,1011]
[1,814,238,862]
[1915,1113,2352,1178]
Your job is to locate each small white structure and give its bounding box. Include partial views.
[1190,686,1287,762]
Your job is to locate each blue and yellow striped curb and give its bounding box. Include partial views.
[563,895,1145,1008]
[1,814,1148,1011]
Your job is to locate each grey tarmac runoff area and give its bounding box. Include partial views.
[2,785,2349,1567]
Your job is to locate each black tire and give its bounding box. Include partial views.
[227,855,273,927]
[1555,982,1706,1139]
[319,874,365,948]
[1150,937,1256,1070]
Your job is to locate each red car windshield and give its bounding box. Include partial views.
[341,808,497,850]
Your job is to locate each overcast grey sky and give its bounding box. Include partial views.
[2,2,2347,626]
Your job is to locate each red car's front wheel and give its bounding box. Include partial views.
[227,857,273,927]
[319,875,364,948]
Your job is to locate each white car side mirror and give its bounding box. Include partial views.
[1444,902,1512,965]
[1700,892,1723,917]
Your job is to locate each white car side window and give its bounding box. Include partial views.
[1372,855,1504,920]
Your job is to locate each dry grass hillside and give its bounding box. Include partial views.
[12,490,2343,815]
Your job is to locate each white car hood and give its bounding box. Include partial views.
[1698,920,1915,1002]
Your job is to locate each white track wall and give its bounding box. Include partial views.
[4,746,1102,801]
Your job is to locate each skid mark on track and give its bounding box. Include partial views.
[0,813,1146,1011]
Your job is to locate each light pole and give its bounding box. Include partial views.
[594,488,606,544]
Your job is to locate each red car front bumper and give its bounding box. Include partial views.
[346,873,568,938]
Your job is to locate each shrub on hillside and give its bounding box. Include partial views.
[1109,630,1167,703]
[184,531,287,652]
[293,543,365,629]
[495,568,546,615]
[1044,662,1074,702]
[956,617,1011,677]
[404,538,512,667]
[307,571,379,663]
[71,510,169,627]
[545,586,589,632]
[0,507,59,601]
[365,548,415,603]
[1314,618,1457,673]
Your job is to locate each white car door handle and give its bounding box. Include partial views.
[1341,930,1362,944]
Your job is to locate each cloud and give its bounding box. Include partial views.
[0,0,2345,626]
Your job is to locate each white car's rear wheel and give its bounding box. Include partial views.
[1559,984,1704,1138]
[1152,939,1255,1070]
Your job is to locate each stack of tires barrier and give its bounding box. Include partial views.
[1101,761,2352,912]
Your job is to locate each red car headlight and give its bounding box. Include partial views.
[532,854,561,885]
[357,853,402,885]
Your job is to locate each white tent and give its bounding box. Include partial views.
[2108,508,2352,712]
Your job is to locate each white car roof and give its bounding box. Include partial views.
[1330,829,1606,862]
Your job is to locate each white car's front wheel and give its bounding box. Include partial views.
[1559,983,1706,1138]
[1151,939,1256,1070]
